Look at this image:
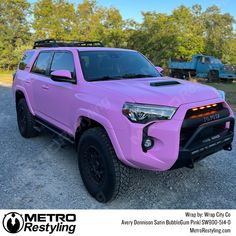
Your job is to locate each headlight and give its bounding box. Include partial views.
[122,103,177,123]
[218,90,225,100]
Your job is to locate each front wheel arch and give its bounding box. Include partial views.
[74,114,132,168]
[207,70,219,82]
[75,117,104,150]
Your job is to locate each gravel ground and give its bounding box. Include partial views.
[0,85,235,209]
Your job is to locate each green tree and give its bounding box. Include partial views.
[127,7,205,67]
[32,0,76,40]
[74,0,126,47]
[101,7,125,47]
[74,0,103,41]
[222,38,236,65]
[171,5,204,60]
[202,5,235,58]
[127,4,235,68]
[0,0,31,70]
[127,12,178,67]
[0,1,236,71]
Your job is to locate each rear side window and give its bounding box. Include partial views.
[19,51,34,70]
[31,52,53,76]
[50,52,75,77]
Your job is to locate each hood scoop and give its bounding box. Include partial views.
[150,80,181,87]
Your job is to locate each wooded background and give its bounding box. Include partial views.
[0,0,235,70]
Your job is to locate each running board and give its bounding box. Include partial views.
[35,117,75,144]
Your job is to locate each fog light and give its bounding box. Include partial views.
[143,137,154,149]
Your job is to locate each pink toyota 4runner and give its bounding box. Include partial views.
[13,39,234,202]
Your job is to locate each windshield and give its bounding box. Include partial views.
[79,50,160,81]
[211,58,222,64]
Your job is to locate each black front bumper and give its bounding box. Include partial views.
[171,117,234,169]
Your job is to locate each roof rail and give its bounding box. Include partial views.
[33,39,104,49]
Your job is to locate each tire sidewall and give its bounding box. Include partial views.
[16,98,37,138]
[208,70,219,82]
[78,131,117,202]
[17,99,28,136]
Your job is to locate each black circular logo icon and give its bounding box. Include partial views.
[2,212,24,234]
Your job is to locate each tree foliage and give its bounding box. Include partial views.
[127,4,235,67]
[202,5,235,60]
[32,0,76,39]
[0,0,31,70]
[0,0,235,70]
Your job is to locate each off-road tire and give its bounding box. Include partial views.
[78,127,130,203]
[207,70,219,82]
[16,98,38,138]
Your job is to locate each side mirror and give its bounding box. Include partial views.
[50,70,75,83]
[155,66,164,73]
[155,66,164,76]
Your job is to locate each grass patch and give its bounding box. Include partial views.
[202,81,236,112]
[0,72,13,86]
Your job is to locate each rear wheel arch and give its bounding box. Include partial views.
[15,90,25,105]
[15,89,35,115]
[16,98,38,138]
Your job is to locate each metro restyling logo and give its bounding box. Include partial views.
[3,212,24,233]
[2,212,76,234]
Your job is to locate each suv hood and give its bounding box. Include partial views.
[95,77,220,107]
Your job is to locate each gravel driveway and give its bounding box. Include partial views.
[0,85,235,209]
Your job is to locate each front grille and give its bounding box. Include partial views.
[180,103,229,147]
[224,65,236,73]
[185,103,223,119]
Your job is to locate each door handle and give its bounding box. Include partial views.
[42,85,49,90]
[24,80,31,84]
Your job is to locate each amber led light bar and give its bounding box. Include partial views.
[191,103,218,112]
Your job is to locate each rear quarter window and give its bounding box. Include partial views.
[19,51,35,70]
[31,52,53,76]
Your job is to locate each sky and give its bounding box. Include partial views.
[29,0,236,22]
[69,0,235,22]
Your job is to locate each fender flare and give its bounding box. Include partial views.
[14,85,35,116]
[74,108,127,164]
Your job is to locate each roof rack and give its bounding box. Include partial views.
[33,39,104,49]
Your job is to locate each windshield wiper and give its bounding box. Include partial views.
[88,76,123,81]
[121,73,157,78]
[88,73,157,81]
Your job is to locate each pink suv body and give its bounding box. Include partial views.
[12,39,234,202]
